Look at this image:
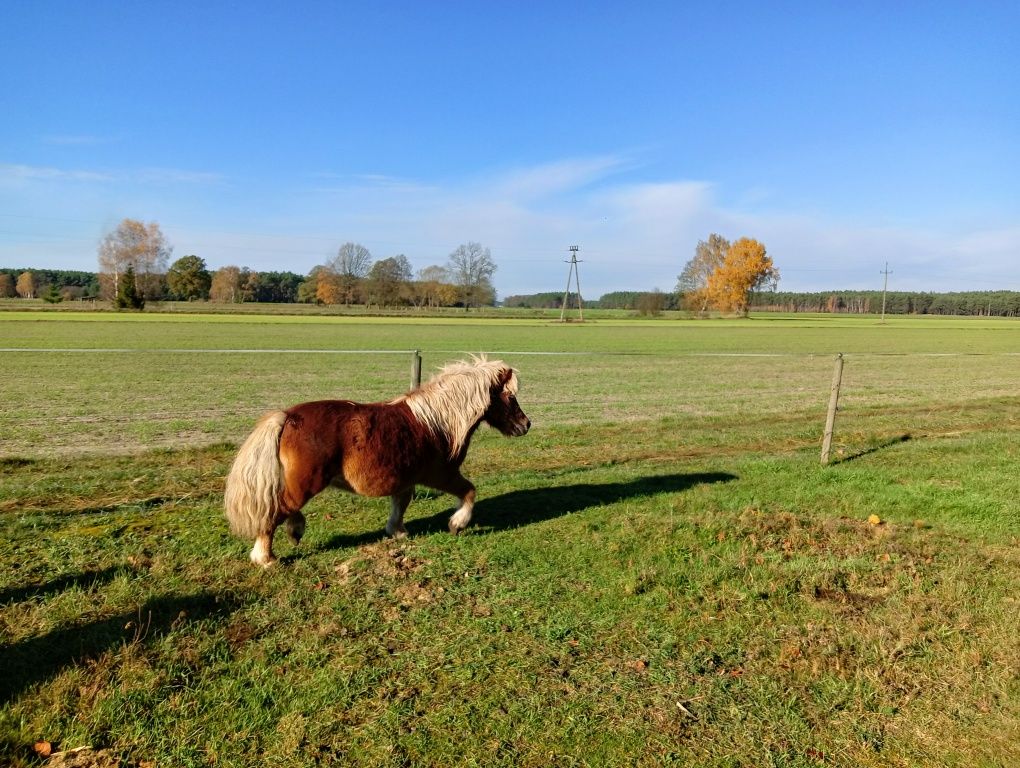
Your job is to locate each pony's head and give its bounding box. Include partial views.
[401,356,530,458]
[483,365,531,438]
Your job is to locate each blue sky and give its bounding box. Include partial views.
[2,1,1017,297]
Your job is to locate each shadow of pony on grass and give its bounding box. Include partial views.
[318,471,738,551]
[0,566,125,606]
[0,591,238,705]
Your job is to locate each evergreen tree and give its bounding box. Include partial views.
[41,284,64,303]
[115,265,145,310]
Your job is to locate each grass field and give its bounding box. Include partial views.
[1,311,1018,766]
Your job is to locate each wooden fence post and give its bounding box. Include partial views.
[821,353,844,465]
[411,350,422,390]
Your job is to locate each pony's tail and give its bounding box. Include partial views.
[224,410,288,540]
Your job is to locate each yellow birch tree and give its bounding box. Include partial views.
[97,219,171,300]
[677,234,729,315]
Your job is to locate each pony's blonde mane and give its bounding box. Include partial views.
[395,356,518,459]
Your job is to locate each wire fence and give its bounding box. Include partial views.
[4,348,1019,461]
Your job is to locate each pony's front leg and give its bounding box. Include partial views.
[443,475,477,534]
[284,511,306,545]
[386,488,413,539]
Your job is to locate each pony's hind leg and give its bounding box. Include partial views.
[386,488,413,539]
[250,528,278,568]
[253,512,302,567]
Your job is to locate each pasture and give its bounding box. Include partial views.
[1,311,1018,766]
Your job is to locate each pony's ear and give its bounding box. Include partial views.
[497,367,513,386]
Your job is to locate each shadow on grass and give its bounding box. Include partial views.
[74,495,173,516]
[317,471,738,551]
[0,566,125,606]
[830,434,912,465]
[0,591,238,705]
[0,457,35,471]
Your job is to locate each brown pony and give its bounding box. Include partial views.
[224,357,530,566]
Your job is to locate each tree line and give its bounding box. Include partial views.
[5,221,1017,316]
[2,219,499,310]
[504,290,680,315]
[0,269,99,302]
[754,290,1020,317]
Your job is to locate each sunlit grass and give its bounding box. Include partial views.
[1,313,1019,766]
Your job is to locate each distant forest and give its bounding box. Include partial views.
[2,267,1019,316]
[753,290,1020,317]
[503,289,1020,316]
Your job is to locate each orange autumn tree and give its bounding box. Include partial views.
[315,269,344,305]
[705,237,779,316]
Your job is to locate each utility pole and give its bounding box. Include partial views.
[559,245,584,322]
[880,262,893,323]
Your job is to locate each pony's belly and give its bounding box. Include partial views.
[329,476,356,493]
[334,466,407,497]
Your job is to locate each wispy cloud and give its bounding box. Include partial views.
[41,134,113,147]
[134,167,225,185]
[0,163,114,183]
[490,154,633,200]
[0,162,224,187]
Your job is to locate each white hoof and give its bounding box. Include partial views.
[250,539,277,568]
[449,507,472,534]
[386,525,408,540]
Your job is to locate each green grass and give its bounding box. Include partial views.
[1,312,1019,766]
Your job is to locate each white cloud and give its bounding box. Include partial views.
[2,154,1016,296]
[714,214,1019,292]
[218,159,1018,296]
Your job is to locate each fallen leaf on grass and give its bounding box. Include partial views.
[33,741,53,757]
[867,514,882,526]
